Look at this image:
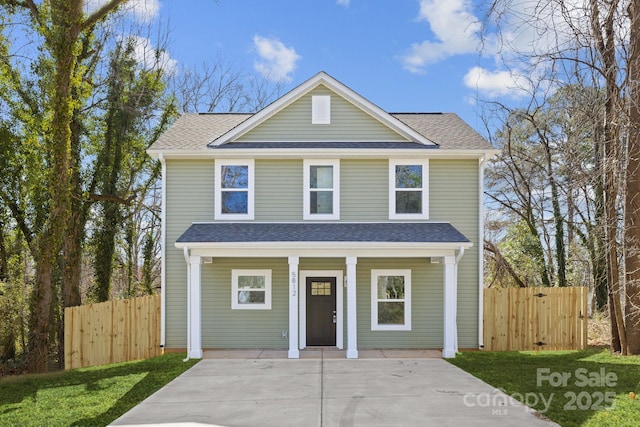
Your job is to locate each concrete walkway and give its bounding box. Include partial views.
[111,352,559,427]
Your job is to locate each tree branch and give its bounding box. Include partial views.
[82,0,125,31]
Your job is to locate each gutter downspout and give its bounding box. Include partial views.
[159,153,166,351]
[478,154,487,350]
[183,246,191,362]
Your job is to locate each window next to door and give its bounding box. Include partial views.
[371,269,411,331]
[231,269,271,309]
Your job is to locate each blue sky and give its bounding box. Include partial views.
[96,0,537,134]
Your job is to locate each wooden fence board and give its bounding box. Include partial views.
[64,294,161,370]
[483,287,587,351]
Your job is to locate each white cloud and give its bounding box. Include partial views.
[401,0,481,73]
[463,66,531,98]
[85,0,160,23]
[252,36,301,83]
[337,0,350,6]
[127,35,177,75]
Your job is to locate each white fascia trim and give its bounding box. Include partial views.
[178,241,472,259]
[209,72,436,146]
[148,148,500,161]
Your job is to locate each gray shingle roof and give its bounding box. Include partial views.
[148,112,493,152]
[176,222,470,244]
[151,113,250,151]
[392,113,492,150]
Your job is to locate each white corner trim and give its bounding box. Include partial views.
[478,155,487,349]
[159,153,166,348]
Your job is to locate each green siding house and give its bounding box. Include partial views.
[147,72,497,359]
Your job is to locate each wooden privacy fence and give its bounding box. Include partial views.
[484,287,588,351]
[64,294,161,370]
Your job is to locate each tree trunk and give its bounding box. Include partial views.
[625,0,640,355]
[27,0,85,373]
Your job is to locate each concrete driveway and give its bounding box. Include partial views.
[111,351,558,427]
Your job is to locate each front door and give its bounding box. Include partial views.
[306,277,337,346]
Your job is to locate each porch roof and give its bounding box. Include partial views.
[176,222,470,244]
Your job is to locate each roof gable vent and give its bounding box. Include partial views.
[312,95,331,124]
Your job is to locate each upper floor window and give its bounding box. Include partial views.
[389,159,428,220]
[215,159,254,220]
[303,159,340,220]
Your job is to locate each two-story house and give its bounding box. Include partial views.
[148,72,497,360]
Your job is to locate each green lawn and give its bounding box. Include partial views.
[0,353,198,426]
[448,348,640,427]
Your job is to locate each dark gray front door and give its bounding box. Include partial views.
[306,277,337,346]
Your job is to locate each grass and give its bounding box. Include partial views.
[0,353,198,426]
[448,348,640,427]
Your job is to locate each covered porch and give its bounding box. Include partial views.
[175,222,472,360]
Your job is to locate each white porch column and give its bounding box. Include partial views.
[346,256,358,359]
[188,255,203,359]
[443,255,458,358]
[288,256,300,359]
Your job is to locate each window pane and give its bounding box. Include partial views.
[310,191,333,214]
[378,302,405,325]
[310,166,333,189]
[395,165,422,189]
[396,191,422,214]
[221,165,248,189]
[238,275,265,289]
[377,276,405,299]
[311,281,332,296]
[221,191,248,214]
[238,290,265,304]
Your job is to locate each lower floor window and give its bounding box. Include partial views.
[371,269,411,330]
[231,269,272,309]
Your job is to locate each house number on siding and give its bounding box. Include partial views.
[291,271,297,297]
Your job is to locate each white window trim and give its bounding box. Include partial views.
[371,269,411,331]
[388,159,429,220]
[215,159,255,220]
[231,269,272,310]
[303,159,340,220]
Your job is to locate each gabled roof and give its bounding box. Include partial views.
[147,71,497,156]
[148,112,494,153]
[209,71,435,146]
